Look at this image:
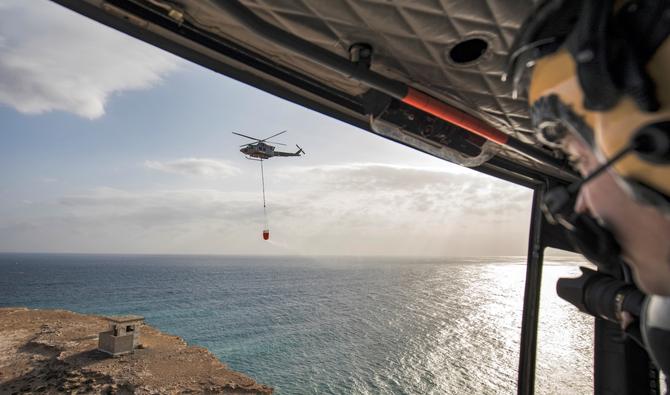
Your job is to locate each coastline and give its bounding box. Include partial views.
[0,307,273,394]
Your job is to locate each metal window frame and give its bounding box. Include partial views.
[519,187,658,395]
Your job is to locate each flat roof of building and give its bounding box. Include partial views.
[105,315,144,324]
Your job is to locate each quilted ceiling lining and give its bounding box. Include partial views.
[184,0,538,143]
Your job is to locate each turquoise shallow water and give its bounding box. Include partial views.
[0,254,592,394]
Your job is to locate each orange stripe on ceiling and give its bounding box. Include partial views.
[402,88,509,145]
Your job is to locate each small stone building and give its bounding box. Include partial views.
[98,315,144,356]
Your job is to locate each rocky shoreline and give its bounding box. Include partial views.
[0,308,273,394]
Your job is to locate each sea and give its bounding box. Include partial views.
[0,253,593,394]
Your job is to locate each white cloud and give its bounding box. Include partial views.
[0,164,533,256]
[144,158,241,178]
[56,187,261,227]
[0,0,180,119]
[283,163,472,191]
[276,163,530,222]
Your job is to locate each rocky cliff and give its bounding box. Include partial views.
[0,308,273,394]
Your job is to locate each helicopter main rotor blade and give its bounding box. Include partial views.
[239,143,253,147]
[232,131,261,141]
[260,130,287,142]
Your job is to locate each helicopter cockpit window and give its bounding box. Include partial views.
[0,2,598,393]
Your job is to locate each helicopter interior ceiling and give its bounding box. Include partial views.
[58,0,568,184]
[190,0,536,135]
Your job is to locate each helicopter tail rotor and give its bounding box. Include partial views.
[296,144,305,155]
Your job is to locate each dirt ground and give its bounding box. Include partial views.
[0,308,273,394]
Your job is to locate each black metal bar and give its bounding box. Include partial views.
[517,186,546,395]
[506,136,569,175]
[51,0,369,127]
[212,0,408,99]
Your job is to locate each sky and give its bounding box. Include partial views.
[0,0,534,257]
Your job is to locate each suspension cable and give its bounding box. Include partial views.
[260,159,268,229]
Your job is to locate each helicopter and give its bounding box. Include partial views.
[233,130,305,160]
[233,130,305,241]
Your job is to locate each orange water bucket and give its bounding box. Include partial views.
[262,229,270,240]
